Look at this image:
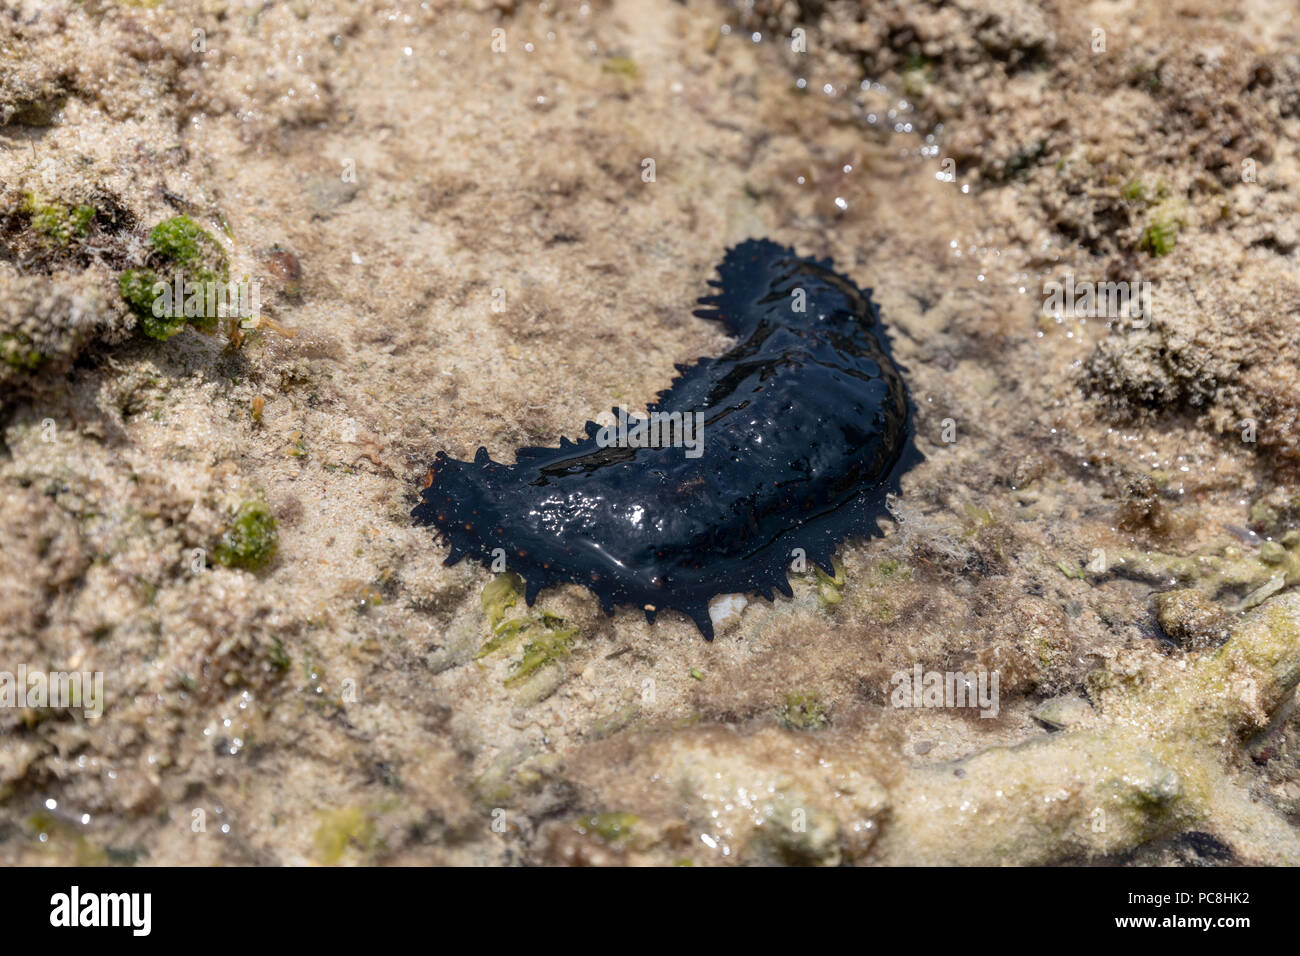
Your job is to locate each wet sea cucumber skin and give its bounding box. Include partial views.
[413,238,919,639]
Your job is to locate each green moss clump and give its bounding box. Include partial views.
[69,204,95,234]
[1,332,45,371]
[22,193,95,247]
[148,215,228,279]
[119,216,232,339]
[214,502,278,571]
[875,558,911,580]
[1139,219,1178,256]
[117,268,157,312]
[1121,179,1146,203]
[780,691,828,730]
[118,268,189,340]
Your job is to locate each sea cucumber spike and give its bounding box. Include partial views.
[524,576,543,605]
[688,604,715,642]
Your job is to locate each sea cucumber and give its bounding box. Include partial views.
[413,238,919,639]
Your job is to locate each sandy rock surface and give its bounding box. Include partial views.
[1,0,1299,865]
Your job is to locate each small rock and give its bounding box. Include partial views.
[1260,540,1287,565]
[708,593,747,632]
[262,245,303,296]
[1009,454,1047,489]
[1031,695,1095,731]
[1154,589,1232,651]
[305,175,361,220]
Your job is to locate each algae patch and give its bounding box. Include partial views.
[118,215,234,340]
[1,331,45,371]
[574,811,638,844]
[214,502,279,572]
[476,573,580,691]
[313,807,376,865]
[779,691,828,730]
[23,193,96,248]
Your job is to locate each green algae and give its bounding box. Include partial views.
[480,572,523,633]
[268,637,291,672]
[813,557,847,605]
[119,268,186,340]
[476,573,580,688]
[505,623,578,687]
[313,807,375,865]
[875,593,1300,865]
[1071,537,1300,612]
[214,501,278,571]
[601,56,639,79]
[22,193,96,247]
[575,811,638,844]
[1139,217,1178,256]
[1249,490,1300,532]
[1120,179,1146,202]
[469,747,560,809]
[1056,559,1088,580]
[779,691,828,730]
[874,558,910,579]
[148,215,227,276]
[1,331,45,371]
[118,216,233,339]
[961,503,995,534]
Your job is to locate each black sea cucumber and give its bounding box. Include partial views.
[413,238,919,639]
